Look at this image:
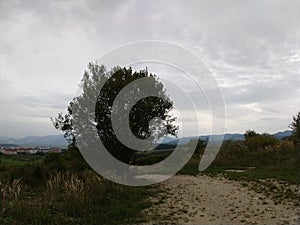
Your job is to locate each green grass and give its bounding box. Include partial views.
[178,140,300,184]
[220,167,300,184]
[0,154,44,167]
[0,172,154,225]
[0,148,155,225]
[135,152,171,165]
[177,156,199,176]
[1,140,299,224]
[0,158,28,167]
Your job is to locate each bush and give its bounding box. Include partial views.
[272,140,295,152]
[245,133,279,151]
[290,112,300,143]
[135,152,171,165]
[44,146,90,173]
[1,170,153,225]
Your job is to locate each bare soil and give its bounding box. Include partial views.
[142,174,300,225]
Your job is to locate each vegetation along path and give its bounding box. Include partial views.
[142,174,300,225]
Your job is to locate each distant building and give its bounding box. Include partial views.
[0,147,62,155]
[1,148,18,155]
[49,148,61,153]
[17,147,38,154]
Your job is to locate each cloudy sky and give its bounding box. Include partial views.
[0,0,299,138]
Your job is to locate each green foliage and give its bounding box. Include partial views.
[0,170,153,225]
[43,147,90,173]
[177,155,200,176]
[187,139,206,155]
[8,164,47,187]
[51,107,74,145]
[214,140,249,166]
[0,158,27,167]
[0,155,43,167]
[52,63,178,164]
[244,130,259,139]
[179,139,300,183]
[135,152,172,165]
[0,147,154,225]
[290,112,300,143]
[244,131,279,151]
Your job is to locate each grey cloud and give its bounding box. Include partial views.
[222,79,299,105]
[13,92,73,110]
[178,0,300,66]
[0,0,299,137]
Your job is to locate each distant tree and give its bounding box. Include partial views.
[244,130,278,151]
[244,130,259,139]
[187,139,206,156]
[289,112,300,143]
[51,105,75,146]
[52,62,178,164]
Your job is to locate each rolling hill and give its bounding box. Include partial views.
[0,130,292,148]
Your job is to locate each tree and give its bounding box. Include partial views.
[52,62,178,164]
[290,112,300,143]
[244,130,278,151]
[51,104,75,146]
[187,139,206,156]
[244,130,259,139]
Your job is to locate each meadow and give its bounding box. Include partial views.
[0,133,299,224]
[0,148,154,225]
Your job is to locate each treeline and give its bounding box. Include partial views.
[180,113,300,182]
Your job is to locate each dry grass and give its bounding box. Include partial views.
[0,169,153,225]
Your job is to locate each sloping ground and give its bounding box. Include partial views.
[142,174,300,225]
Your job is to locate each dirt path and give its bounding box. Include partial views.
[142,174,300,225]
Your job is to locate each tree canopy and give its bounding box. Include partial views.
[290,112,300,143]
[244,130,259,139]
[52,62,178,164]
[244,130,278,151]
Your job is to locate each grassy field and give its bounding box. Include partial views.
[135,149,173,165]
[0,137,299,224]
[178,140,300,183]
[0,154,44,167]
[175,139,300,207]
[0,149,155,225]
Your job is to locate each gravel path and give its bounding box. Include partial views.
[142,174,300,225]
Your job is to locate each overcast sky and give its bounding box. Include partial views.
[0,0,299,138]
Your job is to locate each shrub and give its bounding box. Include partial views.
[245,132,279,151]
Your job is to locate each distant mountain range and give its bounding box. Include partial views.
[0,135,68,148]
[160,130,292,146]
[272,130,293,140]
[0,130,292,148]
